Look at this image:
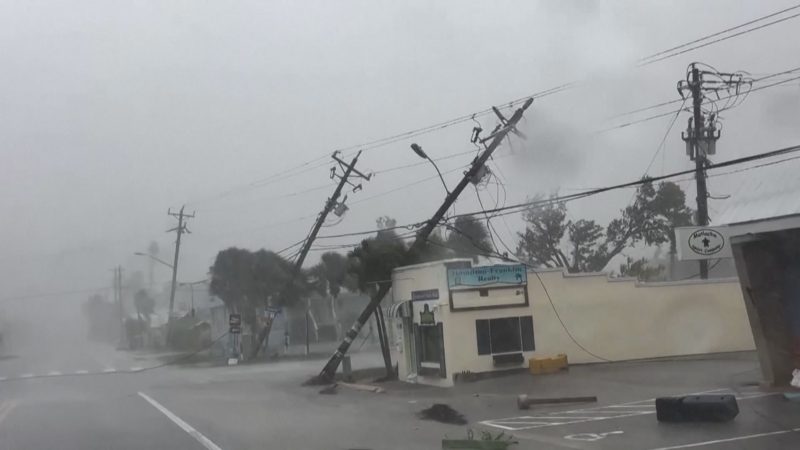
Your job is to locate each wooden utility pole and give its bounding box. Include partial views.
[679,63,749,279]
[689,65,709,279]
[167,206,194,337]
[113,265,126,348]
[250,151,371,358]
[316,98,534,382]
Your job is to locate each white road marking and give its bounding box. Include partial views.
[647,428,800,450]
[102,368,116,373]
[138,392,223,450]
[19,373,34,378]
[0,400,18,425]
[129,366,144,372]
[565,430,624,442]
[74,370,89,375]
[46,371,62,376]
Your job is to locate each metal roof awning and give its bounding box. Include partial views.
[712,158,800,236]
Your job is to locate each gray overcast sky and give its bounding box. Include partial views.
[2,0,799,307]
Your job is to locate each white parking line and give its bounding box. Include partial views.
[129,366,144,372]
[74,370,89,375]
[46,371,62,376]
[647,428,800,450]
[102,368,116,373]
[138,392,223,450]
[19,373,34,378]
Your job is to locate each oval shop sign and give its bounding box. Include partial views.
[688,228,725,256]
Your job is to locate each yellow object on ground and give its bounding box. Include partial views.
[529,354,569,375]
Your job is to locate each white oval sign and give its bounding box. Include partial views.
[688,228,725,256]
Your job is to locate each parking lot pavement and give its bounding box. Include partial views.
[350,352,800,449]
[477,385,800,449]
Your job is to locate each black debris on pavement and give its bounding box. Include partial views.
[319,384,338,395]
[417,403,468,425]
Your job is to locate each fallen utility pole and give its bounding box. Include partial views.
[166,205,194,340]
[315,98,534,382]
[251,150,371,358]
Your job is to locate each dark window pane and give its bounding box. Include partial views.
[489,317,521,353]
[476,320,491,355]
[520,315,535,351]
[479,288,489,297]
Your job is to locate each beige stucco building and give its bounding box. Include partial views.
[388,259,754,387]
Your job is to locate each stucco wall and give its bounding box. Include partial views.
[527,270,754,364]
[390,262,755,385]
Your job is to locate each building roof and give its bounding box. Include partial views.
[712,157,800,227]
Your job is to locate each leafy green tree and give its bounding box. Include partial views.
[516,181,694,273]
[348,226,409,295]
[209,247,303,357]
[444,216,493,262]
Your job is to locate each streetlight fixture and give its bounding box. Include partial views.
[410,143,450,194]
[133,252,174,270]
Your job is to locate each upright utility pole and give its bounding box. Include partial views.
[679,63,748,279]
[250,151,371,358]
[167,206,194,332]
[689,65,709,279]
[317,98,534,382]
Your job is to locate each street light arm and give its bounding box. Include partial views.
[133,252,174,270]
[428,159,451,195]
[410,143,450,194]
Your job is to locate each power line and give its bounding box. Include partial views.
[639,3,800,63]
[641,9,800,66]
[643,98,687,176]
[463,143,800,221]
[315,144,800,247]
[192,7,800,207]
[188,83,574,208]
[606,66,800,125]
[1,286,110,302]
[599,72,800,132]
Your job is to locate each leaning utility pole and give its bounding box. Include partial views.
[250,150,371,358]
[679,63,748,279]
[113,265,126,348]
[316,98,534,382]
[166,206,194,334]
[293,151,370,276]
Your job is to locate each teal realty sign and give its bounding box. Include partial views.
[447,264,527,290]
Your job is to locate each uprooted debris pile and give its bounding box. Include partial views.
[417,403,468,425]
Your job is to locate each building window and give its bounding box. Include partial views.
[478,288,489,297]
[475,316,534,355]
